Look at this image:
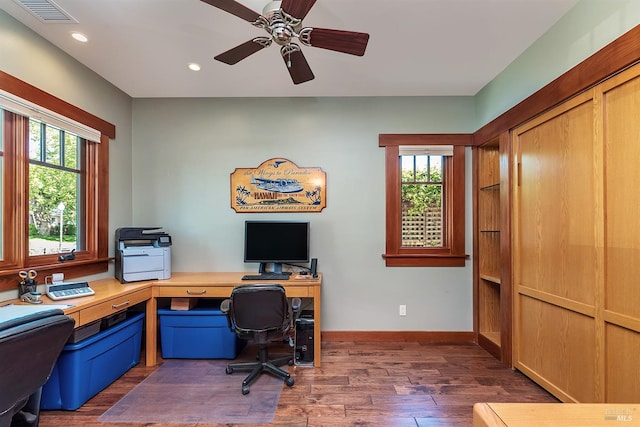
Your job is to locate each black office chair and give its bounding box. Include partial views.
[221,284,301,395]
[0,308,75,427]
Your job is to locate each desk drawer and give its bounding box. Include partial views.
[79,288,150,325]
[156,286,235,298]
[284,286,312,298]
[157,285,311,298]
[66,311,80,327]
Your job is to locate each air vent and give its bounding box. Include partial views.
[13,0,78,23]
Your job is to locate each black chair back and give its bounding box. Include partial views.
[0,309,75,427]
[228,284,290,335]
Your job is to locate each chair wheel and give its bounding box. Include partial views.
[242,386,250,395]
[285,377,295,387]
[288,358,294,366]
[226,367,233,375]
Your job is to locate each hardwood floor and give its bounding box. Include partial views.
[38,341,557,426]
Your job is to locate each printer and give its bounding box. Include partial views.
[115,227,172,283]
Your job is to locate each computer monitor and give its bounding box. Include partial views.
[244,220,310,274]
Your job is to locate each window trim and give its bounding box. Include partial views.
[0,70,114,291]
[379,134,471,267]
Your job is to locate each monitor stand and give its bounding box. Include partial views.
[258,263,291,276]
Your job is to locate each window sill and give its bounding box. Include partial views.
[382,253,469,267]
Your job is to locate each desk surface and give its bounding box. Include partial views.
[154,271,321,286]
[27,272,320,314]
[473,403,640,426]
[6,272,322,367]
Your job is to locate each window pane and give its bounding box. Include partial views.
[0,109,3,260]
[28,119,83,256]
[401,154,444,248]
[29,120,41,161]
[29,165,79,255]
[64,133,78,169]
[45,125,61,165]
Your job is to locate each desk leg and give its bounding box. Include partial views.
[313,286,321,367]
[145,296,157,366]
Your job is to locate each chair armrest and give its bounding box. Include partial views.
[220,299,230,314]
[291,297,302,322]
[220,299,233,330]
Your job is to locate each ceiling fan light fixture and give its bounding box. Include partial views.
[188,63,201,71]
[261,0,281,19]
[272,24,293,45]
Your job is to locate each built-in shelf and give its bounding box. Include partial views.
[480,274,501,285]
[480,183,500,191]
[475,136,510,366]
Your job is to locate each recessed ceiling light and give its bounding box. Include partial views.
[71,32,88,42]
[188,63,201,71]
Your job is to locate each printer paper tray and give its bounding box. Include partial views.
[122,255,164,274]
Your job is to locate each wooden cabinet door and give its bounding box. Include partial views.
[601,66,640,403]
[512,89,601,403]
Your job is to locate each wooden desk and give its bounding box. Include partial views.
[146,272,322,367]
[473,403,640,426]
[9,272,321,368]
[38,279,152,328]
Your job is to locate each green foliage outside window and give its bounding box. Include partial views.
[28,119,79,251]
[401,166,442,216]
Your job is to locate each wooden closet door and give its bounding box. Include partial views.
[601,66,640,403]
[512,90,601,403]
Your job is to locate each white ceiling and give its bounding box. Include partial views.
[0,0,578,98]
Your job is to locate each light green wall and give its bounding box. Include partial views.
[1,1,639,330]
[131,97,475,331]
[475,0,640,127]
[0,9,133,297]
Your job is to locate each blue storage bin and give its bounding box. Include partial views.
[158,307,244,359]
[41,312,144,410]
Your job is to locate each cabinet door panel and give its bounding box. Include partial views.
[606,324,640,402]
[518,295,597,402]
[515,97,597,305]
[604,74,640,320]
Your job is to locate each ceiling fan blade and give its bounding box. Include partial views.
[200,0,261,23]
[215,38,272,65]
[281,44,314,85]
[300,28,369,56]
[280,0,317,20]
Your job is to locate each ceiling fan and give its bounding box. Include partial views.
[200,0,370,84]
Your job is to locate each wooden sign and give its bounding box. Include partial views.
[230,158,326,212]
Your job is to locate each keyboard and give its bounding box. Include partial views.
[241,273,291,281]
[46,282,95,300]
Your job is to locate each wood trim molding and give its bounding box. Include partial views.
[0,72,112,291]
[379,133,473,147]
[473,24,640,144]
[0,70,116,138]
[380,137,469,267]
[322,330,476,343]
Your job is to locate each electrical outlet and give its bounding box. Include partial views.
[399,304,407,316]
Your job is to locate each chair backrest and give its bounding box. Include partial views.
[227,284,291,335]
[0,309,75,424]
